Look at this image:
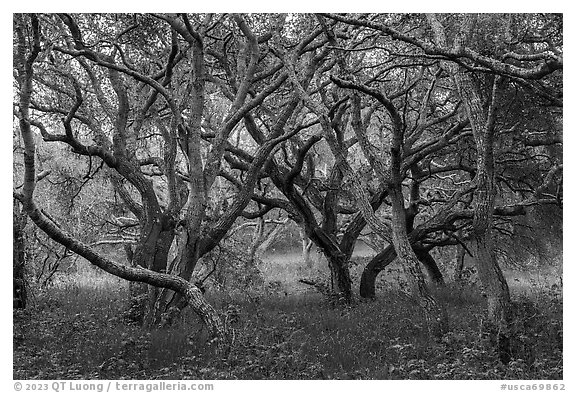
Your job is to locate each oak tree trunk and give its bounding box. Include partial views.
[456,72,512,363]
[327,253,352,300]
[474,184,512,363]
[359,244,396,298]
[306,227,353,301]
[427,13,513,362]
[125,214,177,326]
[148,226,200,326]
[388,187,448,337]
[359,244,445,298]
[415,249,445,286]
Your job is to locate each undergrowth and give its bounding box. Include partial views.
[13,269,562,380]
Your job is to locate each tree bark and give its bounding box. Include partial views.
[415,248,445,286]
[149,227,200,325]
[359,242,445,298]
[134,216,176,327]
[327,253,352,299]
[456,70,512,364]
[321,71,446,329]
[388,186,448,337]
[427,13,512,363]
[359,244,396,298]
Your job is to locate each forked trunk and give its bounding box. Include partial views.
[388,185,448,337]
[148,226,200,326]
[126,216,176,326]
[359,244,445,298]
[302,224,354,301]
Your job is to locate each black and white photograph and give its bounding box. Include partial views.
[12,11,564,386]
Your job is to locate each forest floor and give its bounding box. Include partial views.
[13,251,563,380]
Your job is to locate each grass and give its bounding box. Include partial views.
[13,252,563,380]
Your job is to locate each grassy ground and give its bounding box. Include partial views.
[13,252,562,380]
